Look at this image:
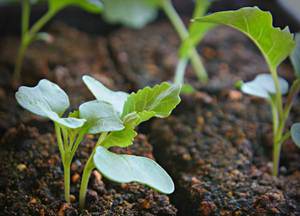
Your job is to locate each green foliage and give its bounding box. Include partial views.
[79,100,124,134]
[290,33,300,78]
[291,123,300,148]
[102,0,159,29]
[122,82,181,123]
[240,74,289,99]
[49,0,103,14]
[94,146,174,194]
[195,7,295,71]
[82,75,128,114]
[15,79,85,128]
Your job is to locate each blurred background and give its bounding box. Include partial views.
[0,0,300,36]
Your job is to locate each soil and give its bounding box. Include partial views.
[0,19,299,215]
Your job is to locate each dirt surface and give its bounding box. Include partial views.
[150,92,300,215]
[0,125,176,215]
[0,20,300,215]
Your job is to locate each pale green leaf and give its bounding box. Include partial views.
[101,125,137,148]
[93,146,174,194]
[291,123,300,148]
[15,79,86,128]
[122,82,181,123]
[195,7,296,71]
[290,33,300,78]
[79,100,124,134]
[102,0,159,29]
[83,75,129,115]
[49,0,103,13]
[241,74,289,99]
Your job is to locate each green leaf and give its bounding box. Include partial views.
[290,33,300,78]
[93,146,174,194]
[102,0,159,29]
[122,82,181,124]
[101,125,137,148]
[83,75,129,115]
[79,100,124,134]
[15,79,85,129]
[49,0,103,13]
[195,7,296,71]
[291,123,300,148]
[240,74,289,99]
[181,83,196,94]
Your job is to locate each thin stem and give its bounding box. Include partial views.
[13,9,57,82]
[79,132,108,209]
[55,123,65,162]
[160,0,208,82]
[272,138,282,177]
[63,159,71,203]
[22,0,30,38]
[174,58,188,84]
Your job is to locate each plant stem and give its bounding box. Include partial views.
[63,159,71,203]
[13,8,56,82]
[160,0,208,82]
[79,132,108,209]
[272,137,282,177]
[174,58,188,84]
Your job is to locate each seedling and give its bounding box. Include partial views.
[13,0,102,82]
[78,75,181,208]
[101,0,216,84]
[15,76,181,208]
[195,7,299,176]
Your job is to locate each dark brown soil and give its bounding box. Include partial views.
[0,124,176,216]
[150,92,300,215]
[0,20,300,216]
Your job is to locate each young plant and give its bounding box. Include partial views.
[15,79,87,203]
[101,0,215,84]
[78,75,181,208]
[195,7,298,176]
[14,0,102,82]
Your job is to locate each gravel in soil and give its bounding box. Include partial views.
[0,124,176,215]
[149,91,300,216]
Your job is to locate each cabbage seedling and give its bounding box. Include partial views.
[78,75,181,208]
[14,0,102,82]
[15,79,87,203]
[195,7,298,176]
[101,0,216,84]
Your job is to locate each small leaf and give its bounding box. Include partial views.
[195,7,296,71]
[181,84,196,94]
[83,75,129,115]
[290,33,300,78]
[15,79,85,129]
[93,146,174,194]
[291,123,300,148]
[241,74,289,98]
[101,125,137,148]
[79,100,124,134]
[49,0,103,13]
[122,82,181,123]
[102,0,159,29]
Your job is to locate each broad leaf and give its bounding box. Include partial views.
[290,33,300,78]
[83,75,129,114]
[15,79,85,128]
[240,74,289,99]
[49,0,103,13]
[291,123,300,148]
[101,125,137,148]
[102,0,159,29]
[122,82,181,123]
[195,7,295,71]
[93,146,175,194]
[79,100,124,134]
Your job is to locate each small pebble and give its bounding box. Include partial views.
[17,164,27,172]
[71,173,80,184]
[70,194,76,203]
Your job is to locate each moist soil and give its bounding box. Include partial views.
[0,21,299,215]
